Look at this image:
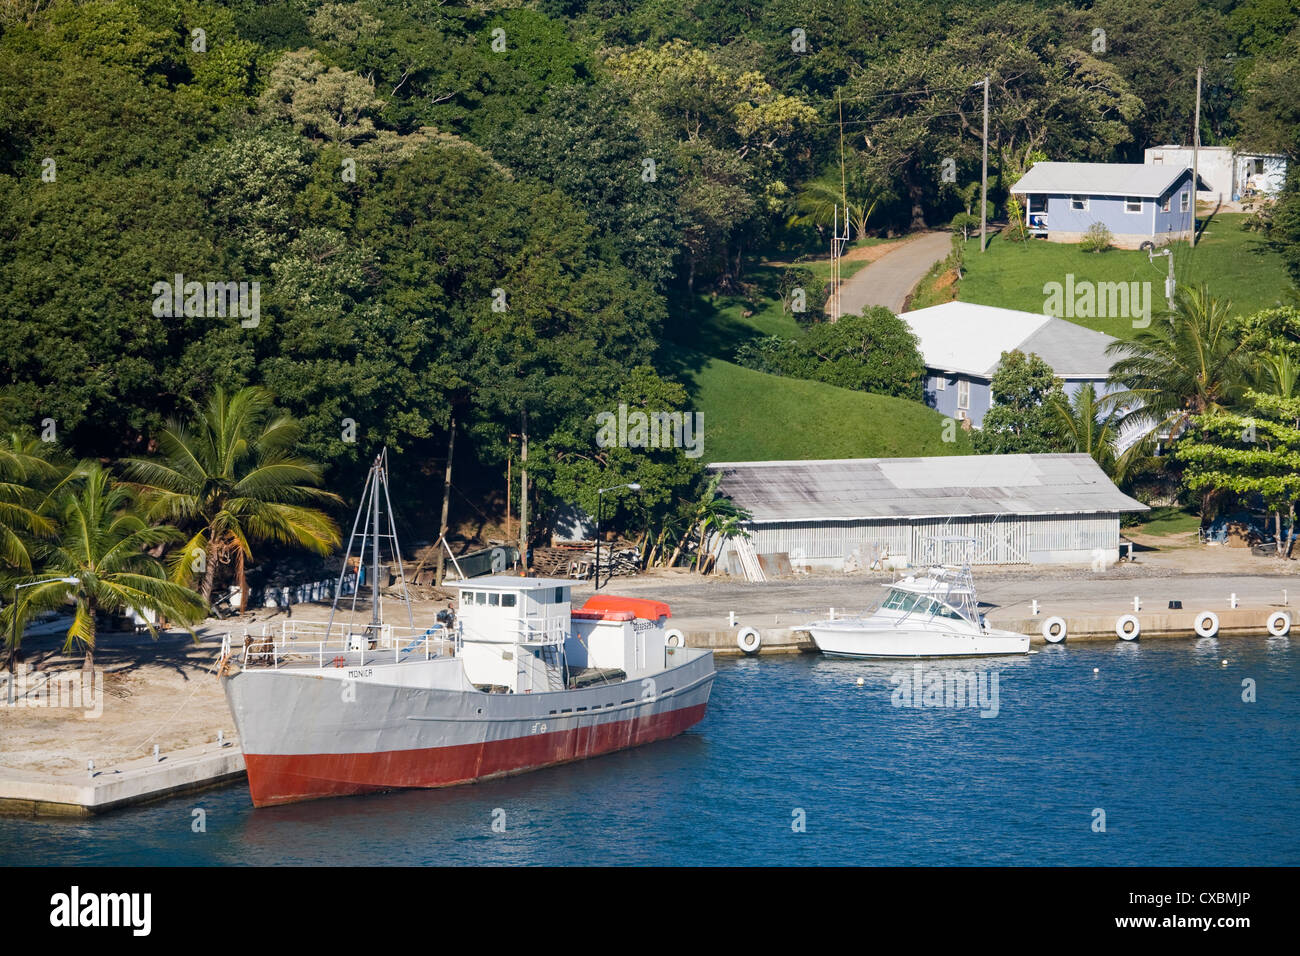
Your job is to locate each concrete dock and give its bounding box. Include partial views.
[679,604,1290,656]
[0,739,245,817]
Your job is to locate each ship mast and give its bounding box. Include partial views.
[326,448,416,640]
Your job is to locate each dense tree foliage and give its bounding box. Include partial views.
[2,0,1299,549]
[973,350,1067,454]
[735,307,926,399]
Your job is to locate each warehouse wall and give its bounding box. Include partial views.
[724,512,1120,570]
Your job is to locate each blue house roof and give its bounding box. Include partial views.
[1012,162,1199,198]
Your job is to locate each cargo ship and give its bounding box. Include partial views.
[219,451,714,808]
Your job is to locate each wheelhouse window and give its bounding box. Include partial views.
[1124,197,1142,213]
[957,378,970,410]
[1070,195,1088,211]
[501,593,517,608]
[488,593,499,607]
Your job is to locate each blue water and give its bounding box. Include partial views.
[3,638,1297,866]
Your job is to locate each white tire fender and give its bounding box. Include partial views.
[665,628,686,648]
[1042,616,1067,643]
[737,626,761,654]
[1267,611,1290,637]
[1194,611,1220,638]
[1115,614,1141,641]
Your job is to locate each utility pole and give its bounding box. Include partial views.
[1191,65,1202,248]
[518,410,529,574]
[980,74,989,253]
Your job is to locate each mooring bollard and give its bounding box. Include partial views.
[1031,599,1039,616]
[1133,596,1140,613]
[728,611,736,627]
[1230,593,1238,609]
[153,745,160,762]
[87,759,95,777]
[829,607,835,621]
[217,730,225,747]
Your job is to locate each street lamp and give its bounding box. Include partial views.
[595,483,641,591]
[6,577,79,704]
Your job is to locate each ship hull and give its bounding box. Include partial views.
[809,623,1029,658]
[224,647,714,807]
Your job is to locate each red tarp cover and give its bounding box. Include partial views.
[580,595,671,621]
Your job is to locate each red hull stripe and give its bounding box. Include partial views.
[242,703,708,807]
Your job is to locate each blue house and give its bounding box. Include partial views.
[1010,162,1205,249]
[900,302,1120,428]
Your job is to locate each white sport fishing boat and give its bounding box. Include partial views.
[805,543,1029,658]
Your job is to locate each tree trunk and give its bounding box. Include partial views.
[237,548,248,615]
[904,172,928,231]
[1287,502,1297,558]
[436,417,456,586]
[199,533,220,602]
[82,596,97,678]
[667,520,696,569]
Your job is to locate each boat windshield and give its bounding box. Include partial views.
[881,589,965,620]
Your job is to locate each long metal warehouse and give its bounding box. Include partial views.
[710,453,1148,569]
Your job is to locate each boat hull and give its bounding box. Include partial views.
[809,623,1029,658]
[224,648,714,807]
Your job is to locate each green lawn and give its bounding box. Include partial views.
[661,237,975,464]
[952,213,1294,338]
[1124,505,1201,536]
[688,353,974,462]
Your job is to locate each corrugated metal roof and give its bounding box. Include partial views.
[708,454,1147,522]
[901,302,1118,378]
[1010,161,1190,198]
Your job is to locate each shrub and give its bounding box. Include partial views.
[1080,221,1113,253]
[950,211,980,240]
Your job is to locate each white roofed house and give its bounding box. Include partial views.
[709,454,1147,570]
[899,301,1120,429]
[1144,145,1289,202]
[1010,161,1209,248]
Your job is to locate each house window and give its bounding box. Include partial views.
[1125,197,1142,213]
[1180,191,1190,212]
[957,379,970,410]
[1161,194,1171,212]
[935,374,946,391]
[1070,196,1088,211]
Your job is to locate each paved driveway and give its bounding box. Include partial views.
[836,231,952,315]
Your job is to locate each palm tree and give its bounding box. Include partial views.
[1251,349,1300,400]
[0,432,76,685]
[1049,384,1157,488]
[123,386,342,611]
[0,432,62,574]
[25,463,207,675]
[788,170,879,240]
[1106,284,1250,444]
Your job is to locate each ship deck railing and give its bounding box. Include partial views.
[224,622,457,670]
